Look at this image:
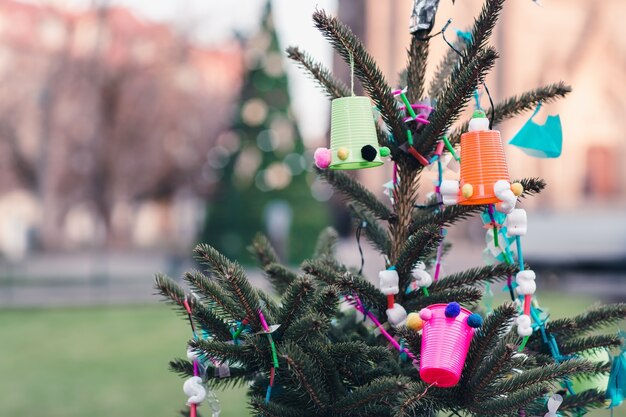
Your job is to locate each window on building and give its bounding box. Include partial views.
[583,145,617,199]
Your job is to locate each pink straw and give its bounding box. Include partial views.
[348,295,416,360]
[258,309,270,333]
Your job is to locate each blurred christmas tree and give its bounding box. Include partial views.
[202,2,328,263]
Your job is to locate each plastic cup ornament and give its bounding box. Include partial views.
[315,96,389,170]
[418,302,482,387]
[459,111,511,205]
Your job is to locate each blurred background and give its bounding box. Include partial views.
[0,0,624,416]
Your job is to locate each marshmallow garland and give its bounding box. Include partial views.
[182,298,205,417]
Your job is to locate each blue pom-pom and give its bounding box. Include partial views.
[444,302,461,318]
[467,313,483,328]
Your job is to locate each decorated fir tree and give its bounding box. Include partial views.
[202,2,327,263]
[158,2,626,416]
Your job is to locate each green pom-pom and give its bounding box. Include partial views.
[380,146,390,157]
[472,109,487,119]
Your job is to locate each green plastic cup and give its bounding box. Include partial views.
[330,96,383,170]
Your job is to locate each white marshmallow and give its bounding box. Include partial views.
[183,376,207,405]
[505,209,527,237]
[440,180,460,205]
[412,262,433,288]
[496,200,516,214]
[545,394,563,417]
[386,303,408,328]
[469,116,490,132]
[379,269,400,295]
[516,314,533,337]
[515,270,536,295]
[187,347,198,361]
[494,180,518,213]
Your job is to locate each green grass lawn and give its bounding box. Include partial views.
[0,292,618,417]
[0,305,249,417]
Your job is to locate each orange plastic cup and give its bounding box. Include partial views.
[459,130,510,205]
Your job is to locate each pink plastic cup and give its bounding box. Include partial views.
[419,303,475,387]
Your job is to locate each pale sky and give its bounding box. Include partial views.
[40,0,338,142]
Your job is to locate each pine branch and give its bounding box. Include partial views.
[332,376,410,414]
[556,390,608,416]
[395,224,443,277]
[256,289,280,322]
[430,263,518,292]
[286,46,350,99]
[489,359,596,396]
[301,258,340,286]
[169,358,194,378]
[281,342,331,409]
[302,257,387,313]
[155,273,188,308]
[318,168,392,221]
[557,334,623,356]
[249,233,279,267]
[189,338,257,367]
[276,276,316,334]
[429,45,461,99]
[546,303,626,336]
[192,302,233,341]
[469,338,517,394]
[428,0,505,104]
[449,82,572,146]
[463,302,519,385]
[405,286,484,312]
[310,285,341,321]
[415,47,498,155]
[283,312,330,344]
[251,396,315,417]
[183,270,243,321]
[313,9,402,149]
[313,227,339,258]
[467,0,505,61]
[194,244,262,330]
[394,381,436,417]
[348,203,391,256]
[472,385,549,415]
[395,327,421,359]
[410,204,483,234]
[517,177,546,196]
[169,359,250,390]
[264,263,299,295]
[406,37,429,102]
[329,341,369,364]
[302,344,346,401]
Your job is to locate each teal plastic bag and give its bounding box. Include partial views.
[509,103,563,158]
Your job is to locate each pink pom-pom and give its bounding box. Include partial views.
[314,147,331,169]
[419,308,432,321]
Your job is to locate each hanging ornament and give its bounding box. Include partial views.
[409,0,442,37]
[607,336,626,409]
[440,111,523,213]
[544,394,563,417]
[509,102,563,158]
[459,110,512,205]
[315,52,389,170]
[418,302,483,387]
